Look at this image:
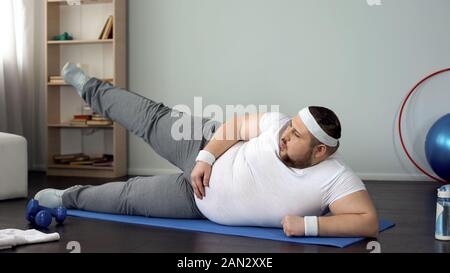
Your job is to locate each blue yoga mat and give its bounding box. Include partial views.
[67,210,395,248]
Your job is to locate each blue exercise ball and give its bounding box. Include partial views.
[425,114,450,182]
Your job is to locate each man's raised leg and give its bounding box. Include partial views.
[62,63,221,174]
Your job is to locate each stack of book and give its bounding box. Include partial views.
[86,114,113,126]
[53,153,114,167]
[53,153,91,165]
[67,114,112,126]
[48,76,66,85]
[70,115,91,126]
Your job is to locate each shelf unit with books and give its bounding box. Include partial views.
[45,0,127,178]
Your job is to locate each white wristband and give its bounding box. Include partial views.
[196,150,216,166]
[304,216,319,237]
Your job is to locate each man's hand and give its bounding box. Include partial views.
[190,161,212,200]
[281,216,305,237]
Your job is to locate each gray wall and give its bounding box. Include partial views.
[128,0,450,180]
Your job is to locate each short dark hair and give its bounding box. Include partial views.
[308,106,341,154]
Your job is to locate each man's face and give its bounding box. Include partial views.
[279,116,315,169]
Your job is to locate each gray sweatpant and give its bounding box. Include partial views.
[62,78,221,219]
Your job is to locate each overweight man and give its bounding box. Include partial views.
[35,63,379,238]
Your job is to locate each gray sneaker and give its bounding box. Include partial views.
[34,186,81,208]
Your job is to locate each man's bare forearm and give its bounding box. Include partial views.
[318,213,379,238]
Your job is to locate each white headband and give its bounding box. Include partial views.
[298,108,339,147]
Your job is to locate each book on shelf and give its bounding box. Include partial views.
[65,114,112,126]
[91,117,110,121]
[53,154,113,166]
[67,114,92,126]
[73,115,92,120]
[103,16,114,39]
[86,120,113,126]
[99,16,114,40]
[90,113,112,123]
[69,121,87,126]
[70,161,95,166]
[53,154,90,165]
[92,161,114,167]
[70,119,88,126]
[48,76,65,84]
[98,16,110,39]
[53,153,84,161]
[48,76,113,85]
[49,80,66,85]
[91,114,111,121]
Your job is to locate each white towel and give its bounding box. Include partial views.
[0,229,60,250]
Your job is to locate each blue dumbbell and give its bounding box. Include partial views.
[26,199,67,228]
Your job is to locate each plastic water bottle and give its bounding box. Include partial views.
[435,185,450,241]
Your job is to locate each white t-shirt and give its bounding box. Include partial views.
[195,112,366,228]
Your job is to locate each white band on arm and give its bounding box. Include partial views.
[195,150,216,166]
[304,216,319,237]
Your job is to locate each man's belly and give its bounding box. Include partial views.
[194,142,286,227]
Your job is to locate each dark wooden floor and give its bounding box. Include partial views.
[0,172,449,253]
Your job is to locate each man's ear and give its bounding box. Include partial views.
[314,144,328,159]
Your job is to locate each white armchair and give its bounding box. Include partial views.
[0,133,28,200]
